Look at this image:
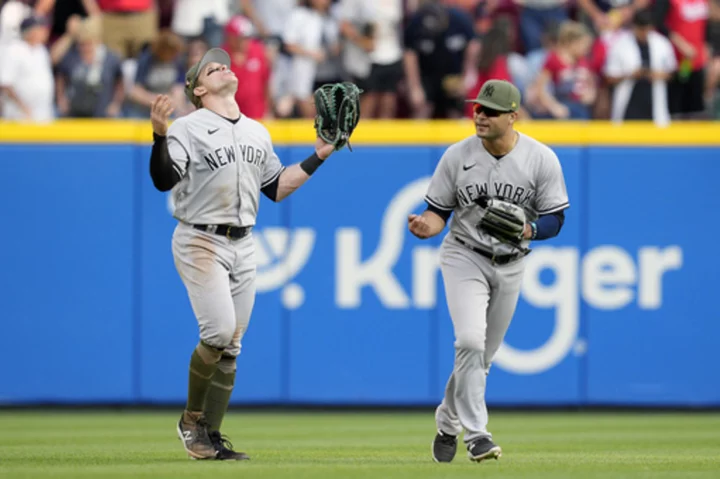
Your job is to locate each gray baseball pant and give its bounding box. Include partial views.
[171,221,256,357]
[435,236,525,444]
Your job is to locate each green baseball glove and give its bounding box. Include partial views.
[313,82,363,152]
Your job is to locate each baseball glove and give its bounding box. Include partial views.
[474,196,528,251]
[313,82,362,152]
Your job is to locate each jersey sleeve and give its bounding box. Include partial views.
[166,120,191,178]
[533,148,570,215]
[261,134,285,188]
[425,147,458,212]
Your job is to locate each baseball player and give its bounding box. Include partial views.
[408,79,569,463]
[148,47,347,460]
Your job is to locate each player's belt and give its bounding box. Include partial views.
[193,224,253,240]
[454,236,524,265]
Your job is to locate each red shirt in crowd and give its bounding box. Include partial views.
[223,40,270,120]
[665,0,709,70]
[542,51,594,103]
[465,56,512,117]
[96,0,153,11]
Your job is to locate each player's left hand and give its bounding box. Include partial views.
[315,136,335,160]
[523,223,533,240]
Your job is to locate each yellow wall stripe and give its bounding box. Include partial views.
[1,120,719,145]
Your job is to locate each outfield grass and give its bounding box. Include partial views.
[1,409,719,478]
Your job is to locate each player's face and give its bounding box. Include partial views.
[194,62,238,98]
[473,104,514,139]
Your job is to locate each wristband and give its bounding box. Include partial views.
[300,152,324,175]
[530,222,537,240]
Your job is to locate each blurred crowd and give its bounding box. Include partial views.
[0,0,718,126]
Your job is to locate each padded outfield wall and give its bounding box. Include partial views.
[0,120,718,407]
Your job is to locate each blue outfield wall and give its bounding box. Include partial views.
[0,143,718,406]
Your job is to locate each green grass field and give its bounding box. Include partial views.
[1,409,719,478]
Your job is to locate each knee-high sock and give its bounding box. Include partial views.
[186,342,223,413]
[204,355,236,432]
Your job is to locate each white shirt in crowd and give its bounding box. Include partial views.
[604,29,677,127]
[171,0,231,37]
[339,0,403,79]
[0,39,55,123]
[283,6,339,98]
[247,0,297,38]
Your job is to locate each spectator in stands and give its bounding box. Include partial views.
[513,0,570,53]
[465,15,530,118]
[528,20,596,119]
[313,1,345,90]
[604,9,677,125]
[55,16,125,117]
[239,0,297,120]
[338,0,374,105]
[222,15,271,120]
[49,13,84,65]
[653,0,710,118]
[0,15,54,122]
[239,0,296,46]
[49,0,99,44]
[171,0,231,49]
[125,29,186,118]
[403,0,480,118]
[523,19,560,89]
[339,0,404,118]
[280,0,340,118]
[0,0,52,76]
[96,0,157,60]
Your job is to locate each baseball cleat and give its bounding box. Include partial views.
[467,437,502,462]
[209,431,250,460]
[176,413,218,460]
[431,430,458,463]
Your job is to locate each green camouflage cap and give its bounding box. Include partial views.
[184,48,232,107]
[466,79,521,112]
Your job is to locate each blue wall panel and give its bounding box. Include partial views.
[584,147,720,406]
[285,146,437,404]
[0,146,135,403]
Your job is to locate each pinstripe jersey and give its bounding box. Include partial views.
[425,132,570,255]
[166,109,284,227]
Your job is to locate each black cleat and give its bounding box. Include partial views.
[209,431,250,460]
[176,412,218,460]
[431,430,458,463]
[467,437,502,462]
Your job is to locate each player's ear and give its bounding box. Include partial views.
[193,85,207,100]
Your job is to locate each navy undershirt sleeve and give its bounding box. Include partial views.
[534,210,565,240]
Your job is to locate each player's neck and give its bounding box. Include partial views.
[203,96,241,120]
[482,131,518,157]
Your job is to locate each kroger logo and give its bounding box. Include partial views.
[225,178,684,375]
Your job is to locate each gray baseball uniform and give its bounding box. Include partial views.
[425,131,569,444]
[166,109,285,357]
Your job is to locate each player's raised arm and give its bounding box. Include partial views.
[149,95,182,192]
[261,82,362,203]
